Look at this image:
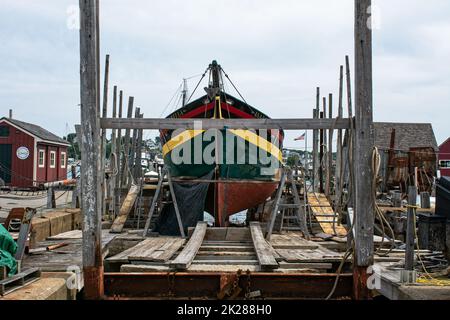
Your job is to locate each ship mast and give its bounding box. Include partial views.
[210,60,221,90]
[205,60,222,100]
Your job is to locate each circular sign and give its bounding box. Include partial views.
[16,146,30,160]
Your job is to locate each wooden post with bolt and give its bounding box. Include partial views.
[79,0,104,300]
[353,0,375,300]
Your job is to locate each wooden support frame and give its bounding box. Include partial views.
[121,96,134,188]
[79,0,104,300]
[353,0,374,300]
[100,54,110,218]
[335,65,344,212]
[405,186,417,270]
[77,0,375,301]
[100,117,352,130]
[142,168,185,238]
[326,93,333,197]
[115,90,123,215]
[109,85,118,217]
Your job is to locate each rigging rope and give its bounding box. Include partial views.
[186,67,209,104]
[221,67,248,105]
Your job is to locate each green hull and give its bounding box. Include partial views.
[163,129,281,181]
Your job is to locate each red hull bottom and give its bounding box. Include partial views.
[205,181,278,227]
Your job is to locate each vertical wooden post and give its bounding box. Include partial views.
[353,0,374,300]
[100,54,110,218]
[420,192,431,209]
[121,97,134,188]
[115,90,123,216]
[47,187,56,209]
[134,112,144,181]
[345,55,355,209]
[79,0,103,300]
[319,110,324,194]
[95,0,100,114]
[313,87,320,192]
[71,179,80,209]
[326,93,333,198]
[335,66,344,211]
[405,186,417,271]
[129,107,140,186]
[109,86,118,217]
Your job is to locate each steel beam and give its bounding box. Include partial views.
[103,272,353,299]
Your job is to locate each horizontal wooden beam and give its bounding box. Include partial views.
[100,117,352,130]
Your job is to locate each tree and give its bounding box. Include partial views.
[66,132,80,159]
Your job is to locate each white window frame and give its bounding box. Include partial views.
[439,159,450,169]
[60,151,66,168]
[38,149,45,168]
[50,151,56,168]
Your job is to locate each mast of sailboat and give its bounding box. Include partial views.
[210,60,221,90]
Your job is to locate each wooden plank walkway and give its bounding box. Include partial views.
[170,222,207,270]
[249,222,278,270]
[270,233,319,249]
[307,193,347,236]
[128,238,185,262]
[276,247,343,263]
[107,237,184,264]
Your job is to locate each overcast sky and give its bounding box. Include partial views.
[1,0,449,148]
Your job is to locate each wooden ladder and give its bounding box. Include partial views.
[266,167,310,241]
[142,167,185,238]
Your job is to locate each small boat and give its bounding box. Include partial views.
[161,61,284,226]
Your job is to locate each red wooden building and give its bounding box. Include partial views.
[439,137,450,177]
[0,117,71,188]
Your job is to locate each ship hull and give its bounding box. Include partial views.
[205,180,279,226]
[162,93,284,226]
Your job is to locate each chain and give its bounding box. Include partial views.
[245,269,251,299]
[232,269,242,292]
[167,272,176,298]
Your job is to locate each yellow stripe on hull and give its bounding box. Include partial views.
[228,129,283,162]
[162,129,282,162]
[162,129,205,157]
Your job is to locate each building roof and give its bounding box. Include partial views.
[439,137,450,149]
[374,122,438,152]
[0,117,70,146]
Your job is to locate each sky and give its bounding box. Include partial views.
[0,0,449,149]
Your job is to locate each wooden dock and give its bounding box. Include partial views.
[105,226,347,275]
